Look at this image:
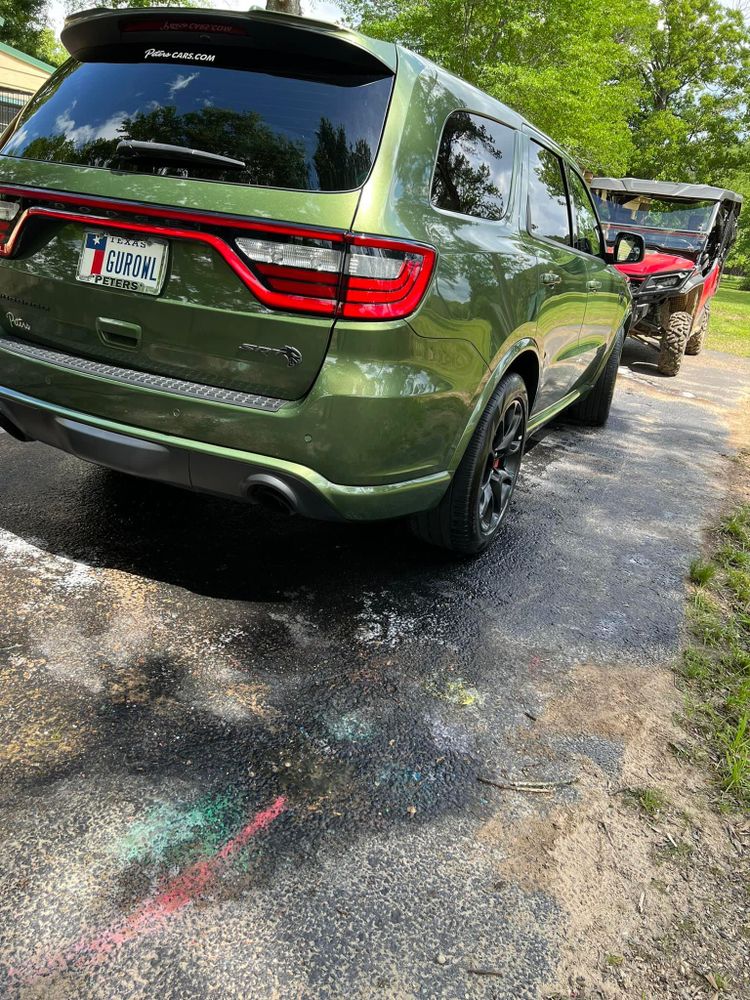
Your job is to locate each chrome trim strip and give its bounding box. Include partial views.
[0,337,287,412]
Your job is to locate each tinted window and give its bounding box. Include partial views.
[0,55,394,191]
[568,170,602,256]
[528,142,571,245]
[431,112,515,221]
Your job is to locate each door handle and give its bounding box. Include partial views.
[586,279,602,292]
[541,272,561,286]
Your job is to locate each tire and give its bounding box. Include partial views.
[685,303,709,355]
[567,325,624,427]
[410,372,528,555]
[657,310,692,376]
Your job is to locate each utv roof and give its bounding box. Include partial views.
[591,176,742,205]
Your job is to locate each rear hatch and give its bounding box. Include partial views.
[0,9,396,400]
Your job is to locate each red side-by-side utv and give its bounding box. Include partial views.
[591,178,742,375]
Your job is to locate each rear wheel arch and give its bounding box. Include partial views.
[504,349,540,412]
[446,341,541,474]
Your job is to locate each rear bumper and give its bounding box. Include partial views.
[0,386,451,522]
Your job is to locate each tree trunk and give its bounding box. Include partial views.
[266,0,303,15]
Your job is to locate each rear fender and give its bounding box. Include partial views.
[445,337,541,473]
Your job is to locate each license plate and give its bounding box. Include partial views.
[77,232,168,295]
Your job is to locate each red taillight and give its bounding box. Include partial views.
[0,185,435,320]
[235,231,436,320]
[341,237,436,320]
[235,235,342,312]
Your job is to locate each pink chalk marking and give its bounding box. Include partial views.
[11,795,287,981]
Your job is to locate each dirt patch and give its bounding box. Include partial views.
[479,662,749,998]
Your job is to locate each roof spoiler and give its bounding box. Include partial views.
[61,6,397,75]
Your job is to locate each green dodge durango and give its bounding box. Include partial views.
[0,7,634,553]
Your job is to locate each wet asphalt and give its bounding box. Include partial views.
[0,341,748,999]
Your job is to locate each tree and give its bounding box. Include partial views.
[266,0,303,14]
[36,28,66,66]
[0,0,58,64]
[629,0,750,182]
[343,0,655,174]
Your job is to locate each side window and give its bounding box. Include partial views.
[568,169,603,256]
[528,141,571,246]
[431,111,515,221]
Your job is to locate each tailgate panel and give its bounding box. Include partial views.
[0,218,338,400]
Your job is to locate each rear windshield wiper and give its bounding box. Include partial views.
[115,140,246,171]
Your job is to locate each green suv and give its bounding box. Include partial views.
[0,7,633,553]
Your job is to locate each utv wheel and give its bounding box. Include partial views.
[410,372,527,555]
[567,325,624,427]
[685,303,709,356]
[657,310,692,376]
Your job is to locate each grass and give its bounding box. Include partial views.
[681,501,750,809]
[708,284,750,357]
[689,558,716,586]
[625,785,670,816]
[721,274,744,290]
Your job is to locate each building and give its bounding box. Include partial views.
[0,40,54,130]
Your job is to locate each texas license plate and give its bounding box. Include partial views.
[77,232,168,295]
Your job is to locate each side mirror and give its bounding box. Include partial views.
[613,231,645,264]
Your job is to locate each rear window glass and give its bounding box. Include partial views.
[0,55,394,191]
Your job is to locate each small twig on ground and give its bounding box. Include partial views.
[466,967,504,976]
[637,890,645,914]
[599,820,616,848]
[477,775,579,793]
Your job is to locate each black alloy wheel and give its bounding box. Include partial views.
[477,395,525,535]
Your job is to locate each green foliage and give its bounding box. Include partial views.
[343,0,654,174]
[629,0,750,183]
[36,27,66,67]
[0,0,53,63]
